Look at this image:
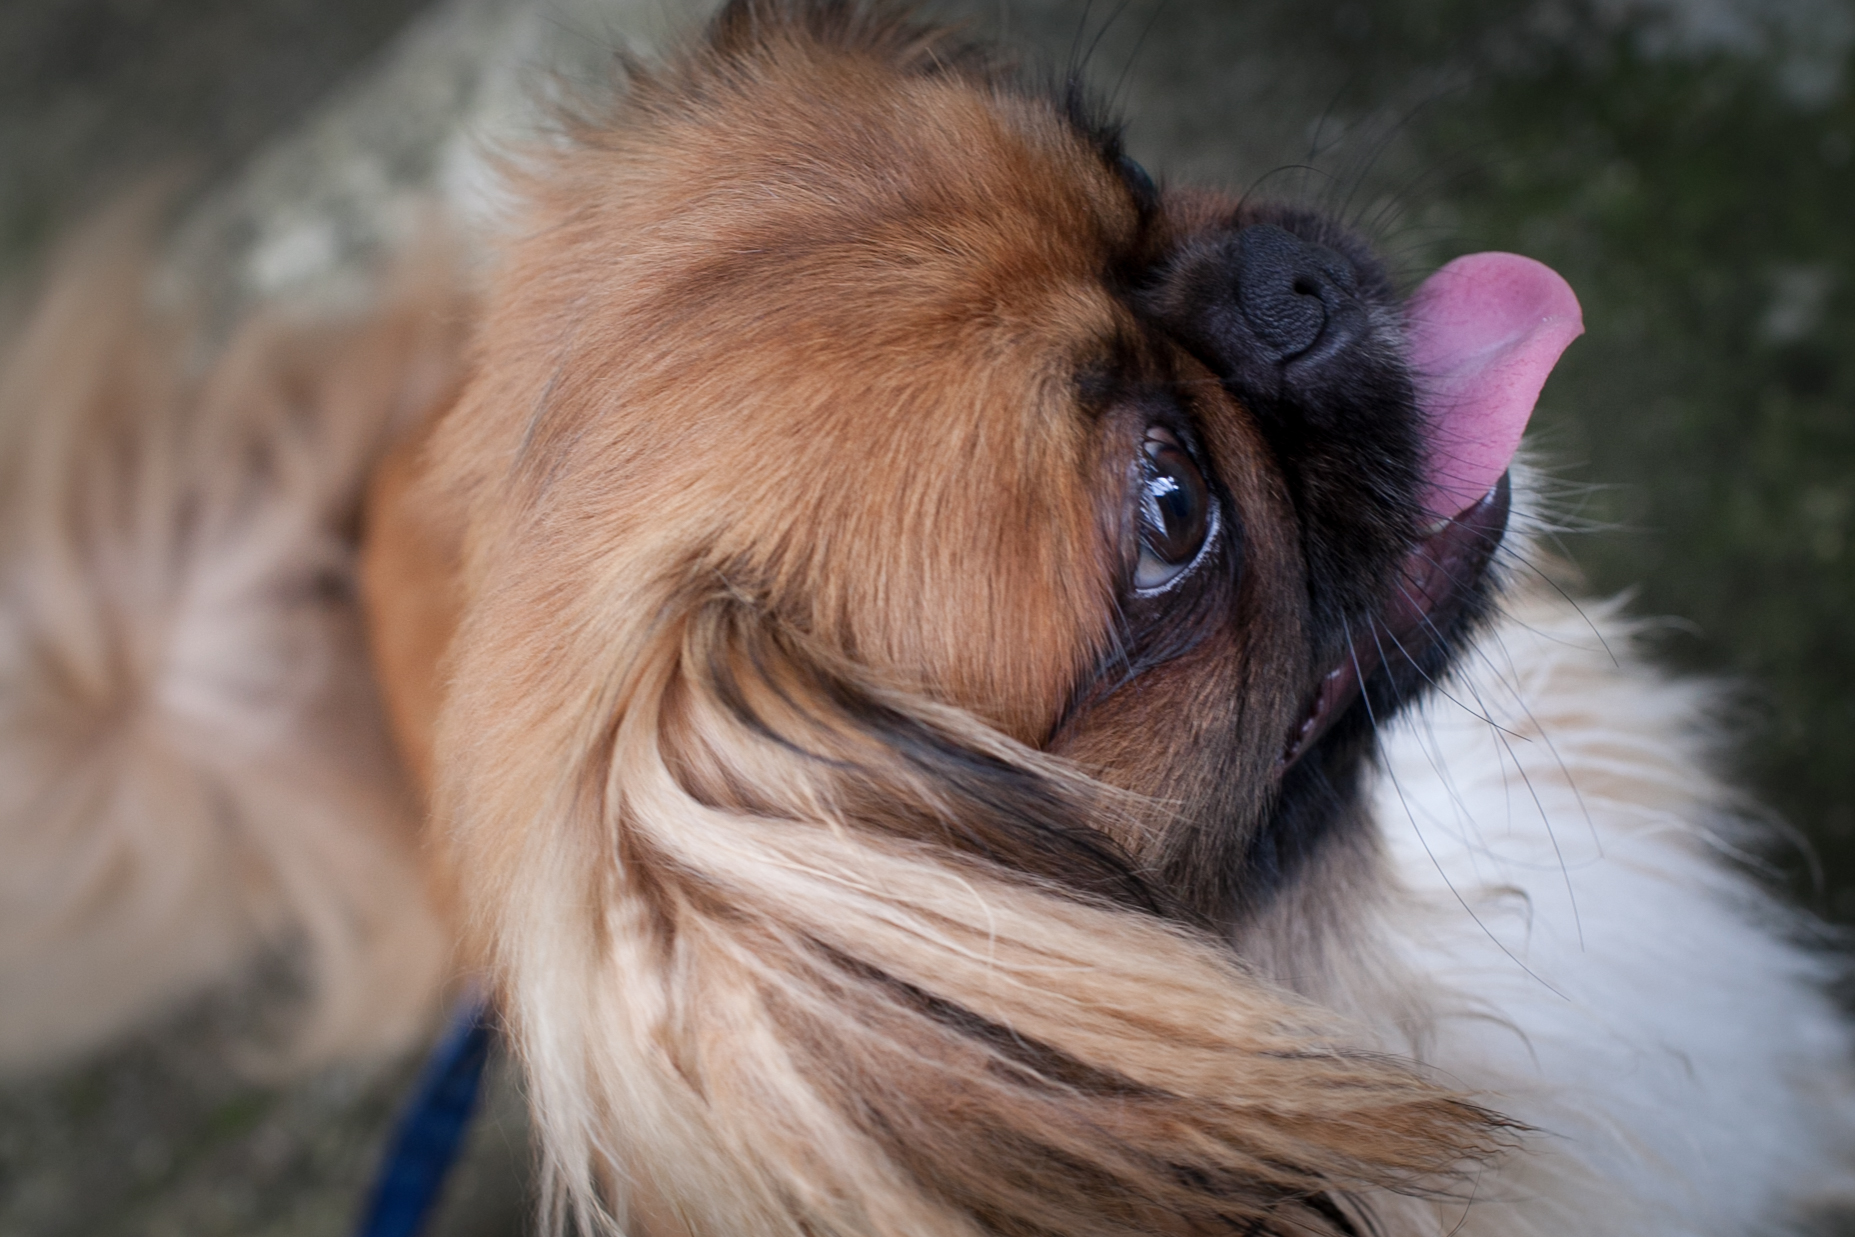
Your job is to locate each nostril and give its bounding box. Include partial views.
[1232,224,1358,362]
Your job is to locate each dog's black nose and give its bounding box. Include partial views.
[1232,225,1359,362]
[1139,217,1383,409]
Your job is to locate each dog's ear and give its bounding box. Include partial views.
[438,561,1509,1235]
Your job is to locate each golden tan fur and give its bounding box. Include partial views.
[362,417,464,806]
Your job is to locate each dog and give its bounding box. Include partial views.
[1,1,1850,1233]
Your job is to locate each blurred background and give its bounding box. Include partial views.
[2,0,1853,1232]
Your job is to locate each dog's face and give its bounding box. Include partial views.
[384,2,1579,1230]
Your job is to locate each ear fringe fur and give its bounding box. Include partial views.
[445,577,1512,1236]
[0,202,457,1068]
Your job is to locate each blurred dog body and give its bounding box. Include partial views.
[1,3,1851,1235]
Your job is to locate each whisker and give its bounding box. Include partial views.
[1487,541,1622,667]
[1109,0,1173,114]
[1394,615,1587,956]
[1345,617,1571,998]
[1390,542,1609,862]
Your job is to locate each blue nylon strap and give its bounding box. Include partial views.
[354,995,496,1237]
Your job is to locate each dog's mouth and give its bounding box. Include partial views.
[1281,253,1582,770]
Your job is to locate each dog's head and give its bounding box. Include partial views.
[397,2,1579,1231]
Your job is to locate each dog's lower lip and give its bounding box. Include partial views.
[1278,473,1513,772]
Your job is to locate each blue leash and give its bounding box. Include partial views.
[354,995,496,1237]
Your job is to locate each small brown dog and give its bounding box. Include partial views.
[2,2,1850,1234]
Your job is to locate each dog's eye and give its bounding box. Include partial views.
[1134,428,1212,592]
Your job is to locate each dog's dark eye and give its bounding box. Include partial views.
[1135,428,1212,592]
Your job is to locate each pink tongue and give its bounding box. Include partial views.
[1407,253,1583,520]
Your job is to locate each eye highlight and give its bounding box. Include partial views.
[1134,427,1214,593]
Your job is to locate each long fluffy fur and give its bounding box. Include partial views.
[1369,591,1855,1233]
[0,3,1849,1235]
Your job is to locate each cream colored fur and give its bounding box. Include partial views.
[0,211,454,1068]
[1363,589,1855,1233]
